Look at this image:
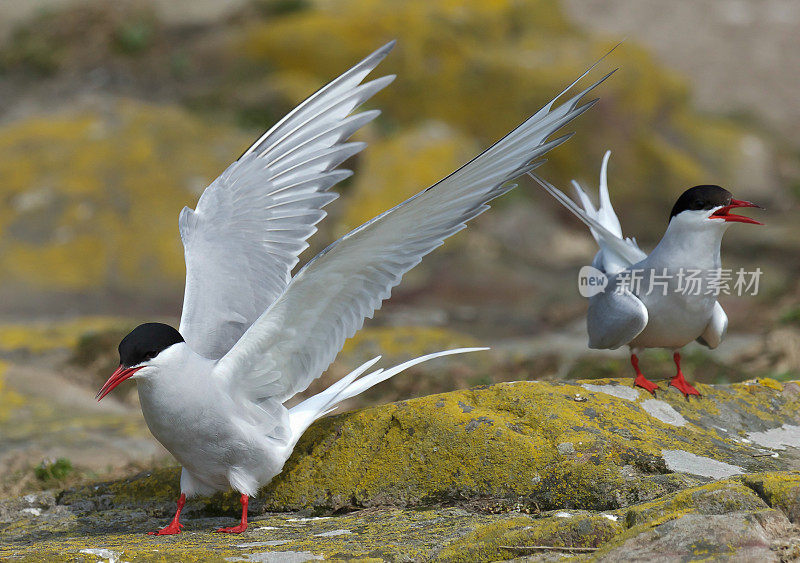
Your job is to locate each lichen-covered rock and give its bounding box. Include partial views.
[743,472,800,523]
[263,377,800,511]
[51,378,800,514]
[3,378,799,561]
[241,0,764,239]
[2,478,797,561]
[595,510,793,562]
[0,100,248,293]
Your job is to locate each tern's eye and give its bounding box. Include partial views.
[691,200,705,210]
[144,351,157,361]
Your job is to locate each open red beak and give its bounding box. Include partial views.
[96,365,142,401]
[710,199,763,225]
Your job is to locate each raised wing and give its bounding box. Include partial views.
[178,42,396,359]
[215,66,614,403]
[529,153,646,274]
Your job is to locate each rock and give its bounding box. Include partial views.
[265,377,800,512]
[2,478,798,561]
[596,511,791,562]
[2,377,799,560]
[744,472,800,523]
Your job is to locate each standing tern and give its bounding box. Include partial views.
[96,41,611,535]
[531,151,762,398]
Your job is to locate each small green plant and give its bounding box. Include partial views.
[251,0,310,17]
[779,307,800,326]
[769,371,800,382]
[113,19,154,55]
[34,458,73,481]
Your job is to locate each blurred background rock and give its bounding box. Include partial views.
[0,0,798,494]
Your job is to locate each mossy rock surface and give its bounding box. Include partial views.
[2,477,798,561]
[3,378,800,560]
[262,378,799,512]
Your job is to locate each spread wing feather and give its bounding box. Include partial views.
[215,67,614,402]
[178,42,396,359]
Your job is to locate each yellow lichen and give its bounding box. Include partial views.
[742,472,800,521]
[0,100,248,292]
[435,512,622,561]
[239,0,758,242]
[260,379,800,511]
[0,316,133,354]
[755,377,784,391]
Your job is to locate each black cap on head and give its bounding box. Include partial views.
[670,185,732,220]
[119,323,184,367]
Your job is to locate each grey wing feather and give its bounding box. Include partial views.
[215,65,613,402]
[587,285,648,350]
[696,301,728,349]
[178,42,395,359]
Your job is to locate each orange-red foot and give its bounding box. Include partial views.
[148,522,183,535]
[215,523,248,534]
[670,373,700,399]
[630,354,659,395]
[633,373,660,395]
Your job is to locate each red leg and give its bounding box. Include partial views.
[215,494,248,534]
[148,493,185,535]
[631,354,659,395]
[669,352,700,399]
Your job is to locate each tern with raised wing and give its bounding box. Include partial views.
[531,151,762,398]
[96,41,611,535]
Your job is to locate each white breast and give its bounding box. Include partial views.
[134,344,285,494]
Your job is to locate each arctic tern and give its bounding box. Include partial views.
[531,151,761,398]
[96,41,611,535]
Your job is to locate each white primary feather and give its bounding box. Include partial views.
[178,41,396,360]
[529,151,646,274]
[214,67,614,403]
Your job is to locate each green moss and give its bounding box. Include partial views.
[780,306,800,326]
[113,17,155,55]
[34,458,73,481]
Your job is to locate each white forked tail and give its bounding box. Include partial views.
[529,150,646,274]
[286,347,487,447]
[571,151,623,241]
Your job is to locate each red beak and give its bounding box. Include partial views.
[96,365,142,401]
[710,199,763,225]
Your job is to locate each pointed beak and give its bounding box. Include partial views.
[96,364,142,401]
[710,199,763,225]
